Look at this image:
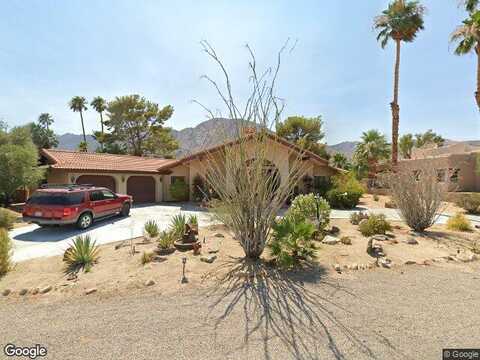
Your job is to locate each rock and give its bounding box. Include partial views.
[351,263,359,270]
[152,256,167,263]
[340,236,352,245]
[475,225,480,230]
[329,226,340,235]
[207,247,220,254]
[85,288,97,295]
[404,260,417,265]
[214,233,225,238]
[339,251,349,257]
[321,235,339,245]
[66,273,77,281]
[457,252,477,263]
[403,237,419,245]
[333,264,341,272]
[380,258,392,269]
[144,280,155,287]
[31,288,39,295]
[370,235,389,242]
[367,263,373,269]
[2,289,11,296]
[200,255,217,264]
[448,255,458,262]
[422,259,432,266]
[19,289,28,296]
[40,286,52,294]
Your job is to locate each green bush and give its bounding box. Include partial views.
[326,173,364,209]
[192,174,206,202]
[0,208,17,230]
[0,228,12,277]
[63,235,100,273]
[455,194,480,215]
[158,230,176,250]
[268,217,316,269]
[170,214,186,239]
[144,220,160,238]
[141,251,154,265]
[446,213,472,232]
[358,214,392,237]
[350,211,369,225]
[188,214,198,226]
[170,180,189,201]
[286,193,330,232]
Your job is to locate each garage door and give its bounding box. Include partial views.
[127,176,156,203]
[76,175,116,192]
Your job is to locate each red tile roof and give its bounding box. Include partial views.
[41,149,176,174]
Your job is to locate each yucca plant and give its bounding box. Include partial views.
[0,228,12,277]
[144,220,160,239]
[268,217,317,269]
[187,214,198,226]
[141,251,154,265]
[170,214,186,239]
[64,235,100,274]
[158,230,176,250]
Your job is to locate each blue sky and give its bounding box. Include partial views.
[0,0,478,144]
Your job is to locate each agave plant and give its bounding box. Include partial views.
[158,230,176,250]
[187,214,198,226]
[144,220,160,239]
[170,214,186,239]
[63,235,100,274]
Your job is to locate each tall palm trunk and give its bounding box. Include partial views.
[390,38,401,166]
[99,112,104,151]
[79,111,87,145]
[476,44,480,111]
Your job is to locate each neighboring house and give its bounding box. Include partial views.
[398,143,480,192]
[41,132,339,203]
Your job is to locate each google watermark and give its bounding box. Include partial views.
[3,343,47,359]
[443,349,480,360]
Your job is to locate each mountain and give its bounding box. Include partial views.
[326,141,359,159]
[57,133,99,151]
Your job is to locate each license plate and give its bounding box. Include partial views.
[34,211,43,217]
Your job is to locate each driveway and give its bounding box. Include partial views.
[9,204,480,263]
[9,204,213,263]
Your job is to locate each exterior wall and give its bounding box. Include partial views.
[162,165,190,202]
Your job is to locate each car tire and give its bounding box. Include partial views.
[76,212,93,230]
[121,203,131,217]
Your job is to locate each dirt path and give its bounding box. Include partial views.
[1,264,479,360]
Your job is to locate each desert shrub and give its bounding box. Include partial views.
[384,200,396,209]
[326,173,364,209]
[446,213,473,232]
[456,194,480,215]
[358,214,392,237]
[158,231,176,249]
[373,194,379,202]
[268,217,316,269]
[0,228,12,277]
[170,214,186,239]
[192,174,207,202]
[63,235,100,273]
[350,211,369,225]
[286,193,330,232]
[386,166,444,232]
[340,236,352,245]
[141,251,154,265]
[0,208,16,230]
[313,176,333,197]
[187,214,198,226]
[144,220,160,238]
[169,179,189,201]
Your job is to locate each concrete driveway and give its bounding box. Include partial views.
[10,204,213,263]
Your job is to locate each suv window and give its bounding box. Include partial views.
[28,192,85,205]
[102,190,116,200]
[89,191,104,202]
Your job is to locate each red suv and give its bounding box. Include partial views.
[23,184,133,229]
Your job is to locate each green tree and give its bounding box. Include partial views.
[91,97,107,150]
[414,129,444,148]
[29,113,58,149]
[0,126,44,205]
[354,130,390,183]
[374,0,425,166]
[276,115,330,159]
[69,96,88,150]
[399,133,414,159]
[331,153,350,169]
[104,95,177,157]
[451,10,480,111]
[38,113,53,131]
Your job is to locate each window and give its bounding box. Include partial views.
[171,176,186,185]
[28,192,85,205]
[89,191,104,202]
[449,168,460,183]
[102,190,116,200]
[436,169,446,183]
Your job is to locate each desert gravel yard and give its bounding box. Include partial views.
[1,264,479,360]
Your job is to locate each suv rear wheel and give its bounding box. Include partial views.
[77,212,93,230]
[121,203,131,217]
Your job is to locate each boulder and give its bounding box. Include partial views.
[200,255,217,264]
[340,237,352,245]
[329,226,340,235]
[370,235,389,242]
[322,235,339,245]
[333,264,341,273]
[403,237,418,245]
[404,260,417,265]
[2,289,11,296]
[19,289,28,296]
[380,258,392,269]
[85,288,97,295]
[144,280,155,287]
[214,233,225,238]
[40,286,52,294]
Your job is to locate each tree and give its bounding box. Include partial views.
[29,113,58,149]
[451,9,480,111]
[354,130,390,184]
[91,97,107,150]
[374,0,425,166]
[463,0,479,13]
[69,96,88,150]
[414,129,445,148]
[276,116,330,159]
[0,126,44,205]
[104,95,177,157]
[331,153,350,169]
[38,113,53,131]
[399,133,414,159]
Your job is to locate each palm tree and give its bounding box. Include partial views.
[374,0,425,166]
[399,133,414,159]
[451,10,480,111]
[464,0,479,13]
[38,113,53,131]
[354,130,390,186]
[91,97,107,150]
[331,153,349,169]
[69,96,88,149]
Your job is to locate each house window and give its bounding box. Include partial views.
[449,168,460,183]
[171,176,186,185]
[436,169,446,183]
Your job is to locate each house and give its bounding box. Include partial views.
[398,143,480,192]
[40,132,340,203]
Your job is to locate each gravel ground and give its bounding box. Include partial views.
[1,264,479,360]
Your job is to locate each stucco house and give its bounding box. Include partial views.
[40,132,339,203]
[398,143,480,192]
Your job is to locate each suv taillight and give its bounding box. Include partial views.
[63,207,77,217]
